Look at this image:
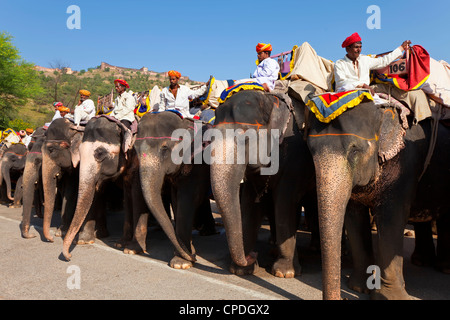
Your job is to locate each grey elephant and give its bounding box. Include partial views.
[41,118,86,242]
[133,111,216,269]
[0,143,27,206]
[20,127,47,238]
[306,97,450,300]
[210,90,318,278]
[62,115,147,260]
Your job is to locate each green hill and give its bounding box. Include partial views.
[17,63,202,129]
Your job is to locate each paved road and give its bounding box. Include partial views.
[0,202,449,302]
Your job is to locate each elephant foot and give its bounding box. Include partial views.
[54,227,67,238]
[272,258,301,278]
[170,256,194,270]
[77,231,95,245]
[347,272,370,294]
[370,286,412,300]
[123,241,146,255]
[229,260,259,276]
[114,237,131,249]
[21,226,36,239]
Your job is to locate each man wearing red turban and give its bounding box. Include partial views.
[334,32,411,95]
[110,78,136,129]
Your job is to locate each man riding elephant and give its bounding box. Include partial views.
[334,32,411,97]
[158,70,210,119]
[73,89,96,127]
[110,79,136,130]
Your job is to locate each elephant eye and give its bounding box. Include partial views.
[94,147,108,162]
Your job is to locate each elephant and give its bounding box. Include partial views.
[41,118,84,242]
[61,115,146,261]
[20,127,47,238]
[210,90,318,278]
[134,111,217,269]
[0,142,27,206]
[306,98,450,300]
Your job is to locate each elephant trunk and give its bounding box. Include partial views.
[21,159,40,238]
[313,152,353,300]
[210,135,254,267]
[140,155,195,262]
[62,162,97,261]
[42,154,60,242]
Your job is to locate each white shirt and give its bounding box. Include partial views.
[252,58,280,90]
[74,98,96,125]
[111,90,137,122]
[23,135,32,147]
[159,84,207,118]
[334,47,404,92]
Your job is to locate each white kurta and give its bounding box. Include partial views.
[111,90,137,123]
[252,58,280,90]
[159,84,207,118]
[334,47,404,92]
[74,98,96,125]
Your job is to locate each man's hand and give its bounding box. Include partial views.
[401,40,411,51]
[357,84,375,96]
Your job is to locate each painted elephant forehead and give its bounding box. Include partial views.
[214,91,273,126]
[138,112,185,137]
[308,102,382,141]
[79,141,121,156]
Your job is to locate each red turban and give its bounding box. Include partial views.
[114,79,130,88]
[342,32,362,48]
[168,70,181,78]
[53,102,63,107]
[256,43,272,53]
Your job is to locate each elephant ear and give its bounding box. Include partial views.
[378,106,406,163]
[266,92,292,144]
[70,133,83,168]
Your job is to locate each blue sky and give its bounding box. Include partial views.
[1,0,449,82]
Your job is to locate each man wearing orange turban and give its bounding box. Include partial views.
[73,89,96,126]
[334,32,411,94]
[232,42,279,92]
[158,70,210,118]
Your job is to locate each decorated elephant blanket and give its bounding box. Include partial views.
[217,81,265,104]
[306,90,373,123]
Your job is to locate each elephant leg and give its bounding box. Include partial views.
[411,221,436,267]
[56,173,78,237]
[229,180,265,276]
[436,212,450,274]
[10,175,23,208]
[371,201,411,300]
[271,188,301,279]
[124,179,150,255]
[344,200,374,294]
[169,184,197,270]
[193,196,217,236]
[77,190,107,244]
[116,182,133,249]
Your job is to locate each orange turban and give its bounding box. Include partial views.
[79,89,91,97]
[342,32,362,48]
[58,106,70,113]
[256,43,272,53]
[114,79,130,88]
[25,128,34,134]
[168,70,181,78]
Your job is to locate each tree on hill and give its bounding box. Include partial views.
[0,32,43,129]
